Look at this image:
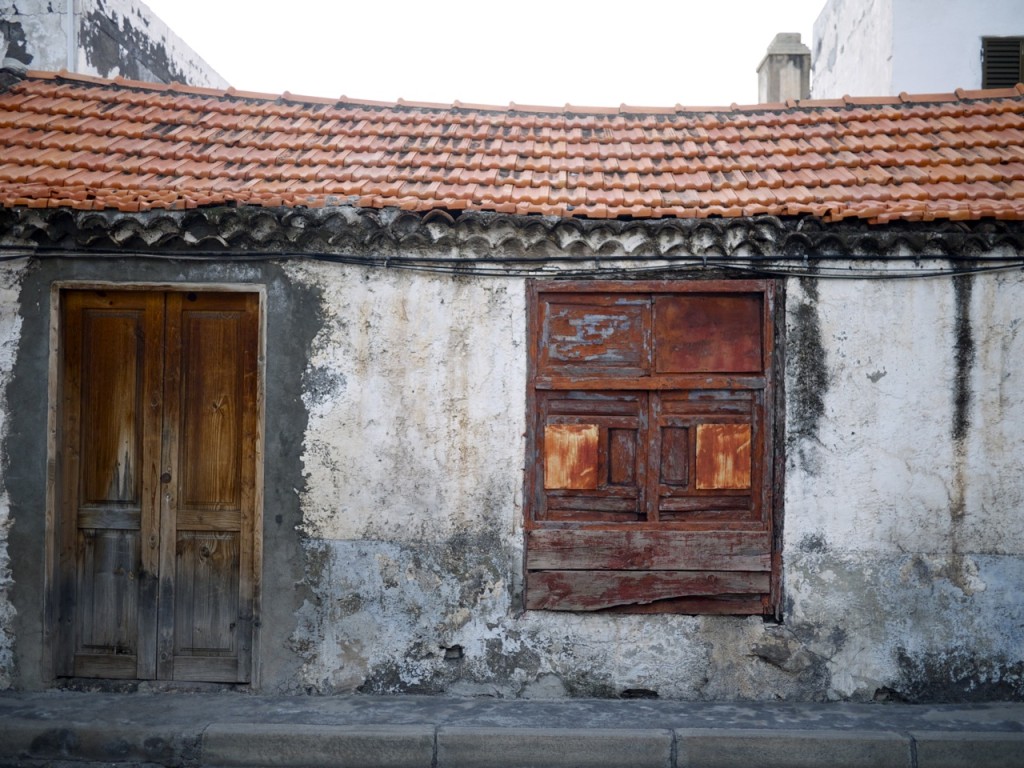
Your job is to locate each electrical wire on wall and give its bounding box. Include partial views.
[0,244,1023,280]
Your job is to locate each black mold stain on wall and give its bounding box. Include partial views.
[786,277,828,469]
[0,19,33,65]
[80,2,191,84]
[951,273,974,443]
[895,648,1024,702]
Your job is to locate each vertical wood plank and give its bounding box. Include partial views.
[157,292,183,680]
[136,292,165,680]
[180,310,243,509]
[79,312,142,505]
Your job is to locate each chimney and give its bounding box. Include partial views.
[758,33,811,103]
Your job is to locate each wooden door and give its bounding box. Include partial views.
[56,289,260,683]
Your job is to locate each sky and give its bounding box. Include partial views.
[142,0,826,108]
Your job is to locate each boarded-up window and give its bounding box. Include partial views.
[525,280,779,615]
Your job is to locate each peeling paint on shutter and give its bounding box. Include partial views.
[525,280,778,615]
[696,423,752,490]
[544,424,600,489]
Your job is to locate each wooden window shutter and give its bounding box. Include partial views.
[982,37,1024,89]
[525,280,779,615]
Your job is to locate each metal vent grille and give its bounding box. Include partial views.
[983,37,1024,88]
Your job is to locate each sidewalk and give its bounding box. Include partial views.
[1,690,1023,767]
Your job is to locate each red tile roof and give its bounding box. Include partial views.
[1,70,1024,223]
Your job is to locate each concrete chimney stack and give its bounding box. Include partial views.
[758,33,811,103]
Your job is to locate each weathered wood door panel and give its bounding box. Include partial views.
[57,289,259,683]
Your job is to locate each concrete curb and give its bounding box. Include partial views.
[0,717,202,765]
[675,728,912,768]
[201,723,436,767]
[436,726,674,768]
[3,699,1024,768]
[910,730,1024,768]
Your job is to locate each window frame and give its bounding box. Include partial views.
[523,279,782,616]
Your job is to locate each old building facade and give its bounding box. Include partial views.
[0,70,1022,700]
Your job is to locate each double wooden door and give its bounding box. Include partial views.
[55,289,260,682]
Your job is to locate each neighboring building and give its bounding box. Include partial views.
[813,0,1024,98]
[0,0,226,88]
[758,33,811,103]
[0,68,1022,701]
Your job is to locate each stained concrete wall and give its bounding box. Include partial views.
[813,0,1024,98]
[0,254,1022,701]
[0,0,227,87]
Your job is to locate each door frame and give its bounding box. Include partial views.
[43,281,266,687]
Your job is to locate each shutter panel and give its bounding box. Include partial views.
[537,392,646,522]
[526,281,776,615]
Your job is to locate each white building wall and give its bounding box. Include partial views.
[0,0,227,88]
[812,0,894,98]
[891,0,1024,94]
[813,0,1024,98]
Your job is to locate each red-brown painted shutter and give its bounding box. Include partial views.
[525,281,777,614]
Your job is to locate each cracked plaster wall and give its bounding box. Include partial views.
[0,0,227,88]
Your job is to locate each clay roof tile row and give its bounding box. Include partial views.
[1,71,1023,222]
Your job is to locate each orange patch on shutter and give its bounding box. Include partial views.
[544,424,600,489]
[696,423,751,490]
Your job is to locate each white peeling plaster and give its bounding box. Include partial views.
[291,262,528,544]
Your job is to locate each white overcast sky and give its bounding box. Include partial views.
[141,1,826,108]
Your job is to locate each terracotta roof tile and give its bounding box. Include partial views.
[1,71,1023,222]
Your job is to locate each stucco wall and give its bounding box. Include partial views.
[813,0,1024,98]
[0,0,227,87]
[285,261,1024,701]
[812,0,894,98]
[0,252,1022,701]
